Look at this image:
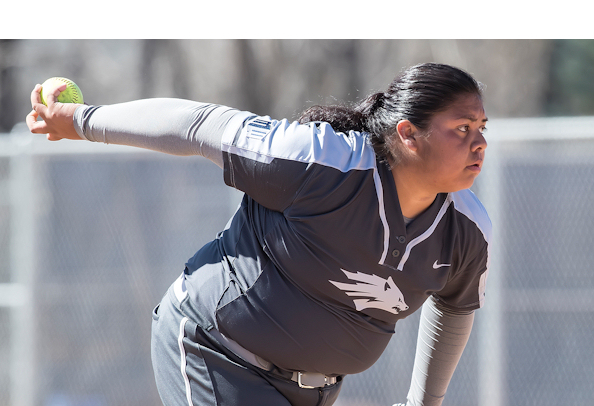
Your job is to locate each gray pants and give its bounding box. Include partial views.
[151,281,343,406]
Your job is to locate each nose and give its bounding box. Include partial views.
[471,130,487,153]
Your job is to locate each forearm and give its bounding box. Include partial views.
[406,296,474,406]
[73,98,250,168]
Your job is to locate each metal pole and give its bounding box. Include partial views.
[9,136,37,406]
[476,133,505,406]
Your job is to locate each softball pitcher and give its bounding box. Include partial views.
[27,63,491,406]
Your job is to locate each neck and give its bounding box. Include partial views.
[391,165,438,219]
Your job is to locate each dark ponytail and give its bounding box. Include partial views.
[298,63,483,164]
[298,104,368,133]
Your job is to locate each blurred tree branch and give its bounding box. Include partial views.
[0,39,18,132]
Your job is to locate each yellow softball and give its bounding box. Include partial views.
[40,77,84,106]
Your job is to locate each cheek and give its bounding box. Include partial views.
[420,135,466,175]
[431,146,460,169]
[432,151,469,184]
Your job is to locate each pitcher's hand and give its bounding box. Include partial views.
[26,83,83,141]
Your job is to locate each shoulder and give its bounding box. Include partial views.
[223,114,377,172]
[450,189,492,244]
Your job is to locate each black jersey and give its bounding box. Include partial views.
[181,113,491,376]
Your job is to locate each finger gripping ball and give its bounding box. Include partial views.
[40,77,84,105]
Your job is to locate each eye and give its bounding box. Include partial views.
[479,126,488,134]
[457,125,470,133]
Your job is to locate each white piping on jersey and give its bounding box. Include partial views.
[373,167,390,265]
[178,316,193,406]
[396,190,492,279]
[397,194,453,271]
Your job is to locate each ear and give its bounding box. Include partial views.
[396,120,419,152]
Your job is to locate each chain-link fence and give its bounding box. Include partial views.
[1,116,594,406]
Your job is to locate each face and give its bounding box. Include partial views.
[411,93,488,194]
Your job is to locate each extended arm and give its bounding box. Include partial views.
[26,84,251,169]
[403,295,475,406]
[73,99,247,168]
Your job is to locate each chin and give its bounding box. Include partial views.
[459,179,476,191]
[442,179,476,194]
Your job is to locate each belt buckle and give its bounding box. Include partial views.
[296,372,328,389]
[297,372,315,389]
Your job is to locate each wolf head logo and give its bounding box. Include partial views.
[329,269,409,315]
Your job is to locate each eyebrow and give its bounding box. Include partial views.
[455,115,488,122]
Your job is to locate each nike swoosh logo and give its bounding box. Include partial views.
[433,260,451,269]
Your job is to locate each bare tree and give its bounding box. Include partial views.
[140,39,191,100]
[0,39,18,132]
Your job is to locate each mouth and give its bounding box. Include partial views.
[466,160,483,173]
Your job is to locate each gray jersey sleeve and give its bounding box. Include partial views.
[73,98,252,168]
[405,295,474,406]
